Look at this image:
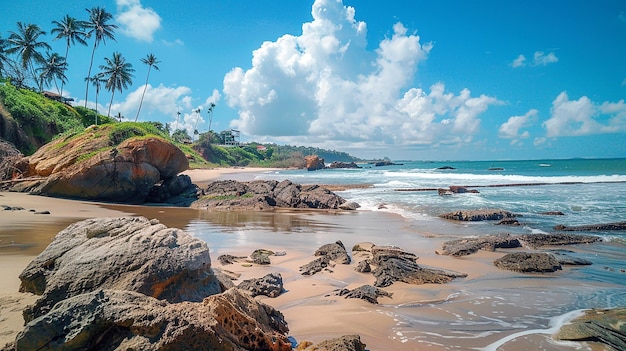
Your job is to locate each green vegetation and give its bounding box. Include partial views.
[201,193,254,201]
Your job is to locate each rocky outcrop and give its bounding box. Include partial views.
[191,179,348,210]
[13,288,292,351]
[0,139,23,183]
[9,126,189,204]
[493,252,562,273]
[297,335,366,351]
[327,161,361,169]
[19,216,224,321]
[439,209,515,221]
[437,233,601,257]
[337,285,392,304]
[554,307,626,351]
[238,273,284,298]
[350,244,466,287]
[371,160,402,167]
[517,233,601,248]
[436,234,521,256]
[554,221,626,231]
[304,155,325,171]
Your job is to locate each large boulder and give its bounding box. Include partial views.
[314,240,351,264]
[19,216,224,321]
[191,180,348,210]
[14,288,292,351]
[9,125,189,203]
[436,234,522,256]
[554,307,626,351]
[304,155,325,171]
[297,335,366,351]
[238,273,284,298]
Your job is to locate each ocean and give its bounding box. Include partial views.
[259,158,626,237]
[236,157,626,350]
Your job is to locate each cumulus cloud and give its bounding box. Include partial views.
[511,51,558,68]
[498,109,537,139]
[116,0,161,42]
[533,51,558,66]
[223,0,500,149]
[511,54,526,68]
[542,92,626,137]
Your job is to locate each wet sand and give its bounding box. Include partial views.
[0,169,620,350]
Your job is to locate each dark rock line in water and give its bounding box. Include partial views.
[395,180,626,192]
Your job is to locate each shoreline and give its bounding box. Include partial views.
[0,167,621,350]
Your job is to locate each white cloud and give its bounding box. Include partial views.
[162,39,184,47]
[511,51,558,68]
[511,54,526,68]
[498,109,537,138]
[223,0,499,149]
[116,0,161,42]
[532,51,558,66]
[542,92,626,137]
[533,137,547,146]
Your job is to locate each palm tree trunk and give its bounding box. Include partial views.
[85,41,97,108]
[107,90,115,118]
[134,67,151,122]
[59,43,69,98]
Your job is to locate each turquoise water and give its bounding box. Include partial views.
[257,158,626,239]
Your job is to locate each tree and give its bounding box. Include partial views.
[0,34,9,77]
[100,52,134,118]
[84,7,117,108]
[51,15,87,98]
[84,73,105,122]
[134,53,160,122]
[38,52,67,93]
[6,22,51,89]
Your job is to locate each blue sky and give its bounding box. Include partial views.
[2,0,626,160]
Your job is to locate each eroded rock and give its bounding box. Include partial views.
[19,216,223,321]
[14,288,292,351]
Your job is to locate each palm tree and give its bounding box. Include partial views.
[100,52,134,118]
[0,34,9,77]
[84,7,117,108]
[6,22,51,89]
[84,73,105,122]
[38,52,67,93]
[134,53,160,122]
[51,15,87,98]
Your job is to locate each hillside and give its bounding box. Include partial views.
[0,82,361,169]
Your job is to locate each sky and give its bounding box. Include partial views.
[2,0,626,161]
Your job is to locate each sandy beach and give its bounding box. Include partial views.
[0,167,617,350]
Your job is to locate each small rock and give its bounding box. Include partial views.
[338,285,392,304]
[238,272,284,298]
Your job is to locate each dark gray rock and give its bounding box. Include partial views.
[439,209,516,221]
[315,240,351,264]
[238,272,284,298]
[370,246,466,287]
[355,260,371,273]
[338,285,392,304]
[550,251,593,266]
[436,234,521,256]
[493,252,562,273]
[299,256,331,276]
[191,179,348,210]
[555,222,626,232]
[518,233,601,249]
